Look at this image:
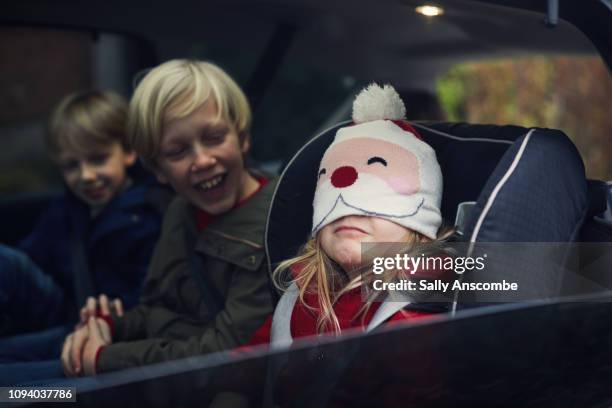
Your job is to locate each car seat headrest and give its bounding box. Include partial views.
[459,128,588,243]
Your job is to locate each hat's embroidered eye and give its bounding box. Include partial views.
[318,168,326,178]
[367,156,387,166]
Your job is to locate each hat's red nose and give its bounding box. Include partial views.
[331,166,358,188]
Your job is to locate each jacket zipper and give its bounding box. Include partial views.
[207,229,263,250]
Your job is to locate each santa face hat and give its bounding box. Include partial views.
[312,84,442,239]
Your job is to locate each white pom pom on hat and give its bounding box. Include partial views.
[352,83,407,123]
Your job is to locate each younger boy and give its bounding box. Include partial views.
[62,60,276,377]
[0,91,164,344]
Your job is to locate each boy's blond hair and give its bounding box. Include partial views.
[47,90,129,159]
[127,59,252,167]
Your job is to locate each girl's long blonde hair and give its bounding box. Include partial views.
[272,225,455,334]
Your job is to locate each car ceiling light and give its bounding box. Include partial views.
[415,5,444,17]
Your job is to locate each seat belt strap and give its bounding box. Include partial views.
[270,282,299,349]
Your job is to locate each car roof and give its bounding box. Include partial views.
[2,0,610,90]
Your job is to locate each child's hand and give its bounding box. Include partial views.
[82,317,112,376]
[61,317,112,377]
[79,294,124,323]
[61,324,89,377]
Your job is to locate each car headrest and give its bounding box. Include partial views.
[265,121,590,272]
[458,127,588,243]
[448,127,590,307]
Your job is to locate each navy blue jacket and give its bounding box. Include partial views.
[19,170,169,320]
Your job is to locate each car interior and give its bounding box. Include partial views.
[1,0,611,242]
[1,0,611,405]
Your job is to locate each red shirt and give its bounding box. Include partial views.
[248,288,434,346]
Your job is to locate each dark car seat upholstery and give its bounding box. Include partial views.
[424,125,589,307]
[433,126,588,242]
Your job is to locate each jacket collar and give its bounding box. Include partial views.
[178,176,278,271]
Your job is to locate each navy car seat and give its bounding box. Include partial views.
[265,121,609,305]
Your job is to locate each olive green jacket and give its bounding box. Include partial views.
[97,179,277,373]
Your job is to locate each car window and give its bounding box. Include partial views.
[436,56,612,180]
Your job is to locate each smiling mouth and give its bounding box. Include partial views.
[81,183,107,197]
[194,173,226,191]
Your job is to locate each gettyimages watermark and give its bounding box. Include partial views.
[360,242,612,303]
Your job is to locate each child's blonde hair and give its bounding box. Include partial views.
[127,59,251,167]
[47,90,129,159]
[273,226,454,334]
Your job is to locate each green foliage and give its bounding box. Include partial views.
[436,57,612,180]
[436,67,467,122]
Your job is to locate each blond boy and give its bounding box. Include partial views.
[62,60,276,376]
